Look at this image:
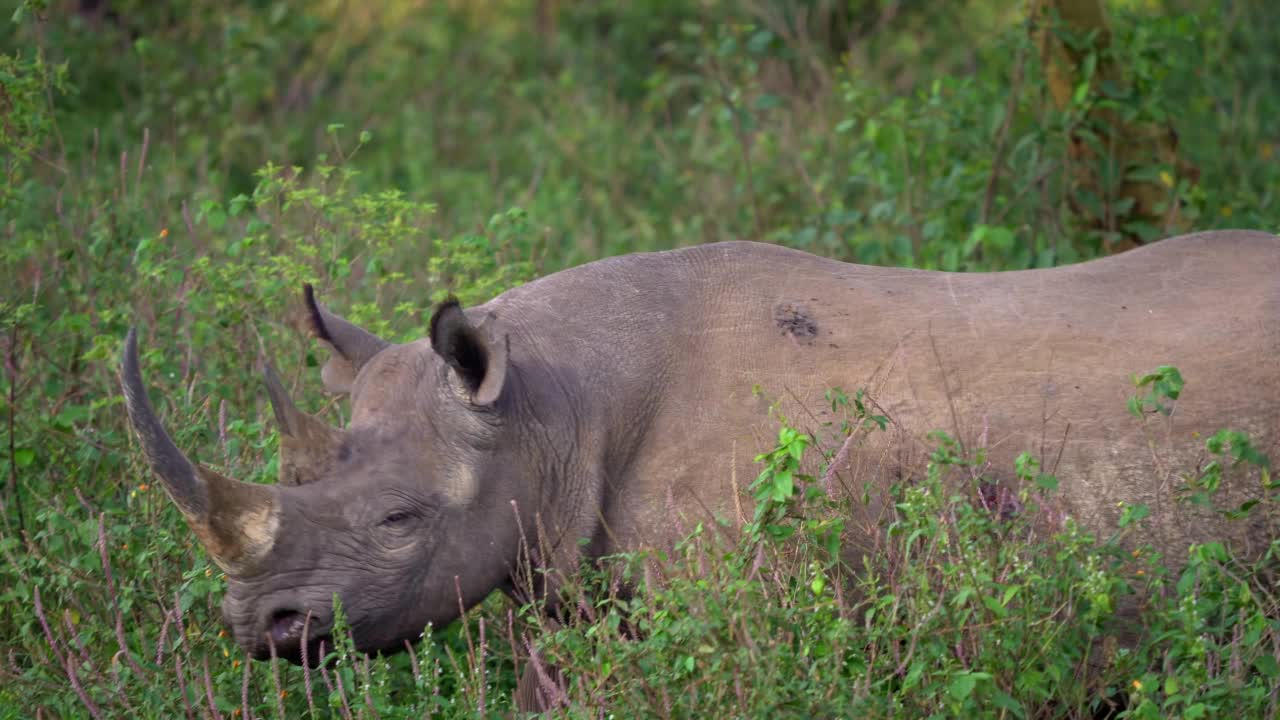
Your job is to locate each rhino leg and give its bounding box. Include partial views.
[513,651,570,714]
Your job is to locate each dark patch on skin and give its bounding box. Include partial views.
[773,302,818,342]
[977,478,1023,523]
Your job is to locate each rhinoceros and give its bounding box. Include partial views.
[122,229,1279,707]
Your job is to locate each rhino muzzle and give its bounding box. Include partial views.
[120,328,280,576]
[263,609,332,665]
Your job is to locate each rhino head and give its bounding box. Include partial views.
[121,288,530,664]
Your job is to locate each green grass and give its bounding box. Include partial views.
[2,0,1279,717]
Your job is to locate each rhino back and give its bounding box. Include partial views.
[489,230,1280,564]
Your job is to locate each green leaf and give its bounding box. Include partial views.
[765,523,796,541]
[992,691,1022,713]
[773,469,794,501]
[1254,654,1279,678]
[1036,474,1059,491]
[753,93,782,111]
[13,448,34,467]
[202,203,227,231]
[1118,503,1150,528]
[746,29,774,54]
[1081,53,1097,80]
[981,595,1009,618]
[1223,499,1259,520]
[1126,395,1144,418]
[1072,81,1090,105]
[810,575,825,595]
[902,662,923,690]
[949,673,978,701]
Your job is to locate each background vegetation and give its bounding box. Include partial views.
[2,0,1278,716]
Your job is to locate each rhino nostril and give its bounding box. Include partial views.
[268,610,308,647]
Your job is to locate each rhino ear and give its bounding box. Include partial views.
[429,299,508,406]
[302,284,390,395]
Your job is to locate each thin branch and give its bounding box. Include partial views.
[6,321,23,534]
[981,19,1032,226]
[98,513,146,677]
[707,63,765,239]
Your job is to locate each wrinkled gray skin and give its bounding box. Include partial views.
[123,230,1279,707]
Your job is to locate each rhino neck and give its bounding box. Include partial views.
[485,251,713,568]
[495,323,671,581]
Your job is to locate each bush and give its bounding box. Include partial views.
[518,404,1277,718]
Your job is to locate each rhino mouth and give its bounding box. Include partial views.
[263,609,331,666]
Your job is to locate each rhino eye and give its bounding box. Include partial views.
[381,510,416,526]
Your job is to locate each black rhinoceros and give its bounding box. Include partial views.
[122,230,1280,709]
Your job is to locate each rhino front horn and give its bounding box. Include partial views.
[120,328,279,575]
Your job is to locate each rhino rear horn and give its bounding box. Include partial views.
[120,329,279,575]
[262,360,344,486]
[303,284,390,395]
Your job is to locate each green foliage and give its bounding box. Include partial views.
[1129,364,1185,417]
[525,413,1278,718]
[0,89,540,718]
[1129,364,1277,522]
[0,48,66,210]
[826,386,889,435]
[1122,538,1280,718]
[426,208,546,308]
[1184,428,1276,518]
[3,0,1280,716]
[748,425,814,542]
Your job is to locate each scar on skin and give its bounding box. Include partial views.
[774,302,818,342]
